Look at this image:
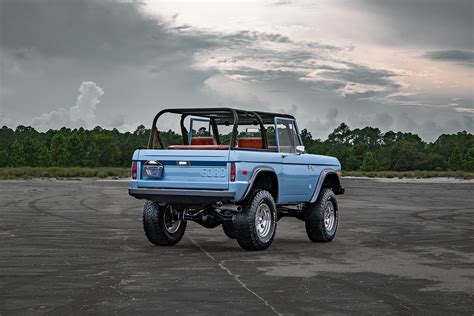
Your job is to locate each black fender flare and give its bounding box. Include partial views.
[309,169,344,203]
[238,166,279,203]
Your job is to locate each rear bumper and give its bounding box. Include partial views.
[337,186,345,195]
[128,188,235,205]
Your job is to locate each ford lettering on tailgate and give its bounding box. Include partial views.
[202,168,226,178]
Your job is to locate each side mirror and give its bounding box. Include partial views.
[296,145,305,154]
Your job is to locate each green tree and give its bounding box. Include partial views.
[448,146,464,171]
[300,129,314,147]
[423,153,446,171]
[327,123,352,145]
[346,143,368,170]
[360,152,378,171]
[36,146,52,167]
[50,134,69,166]
[66,134,84,166]
[0,122,472,172]
[21,137,42,167]
[352,127,382,148]
[134,124,147,135]
[465,146,474,172]
[0,149,8,167]
[92,134,121,166]
[0,126,15,153]
[9,140,26,167]
[84,142,101,167]
[391,141,423,171]
[382,131,397,146]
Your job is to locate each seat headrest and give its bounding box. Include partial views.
[191,137,217,145]
[237,138,263,149]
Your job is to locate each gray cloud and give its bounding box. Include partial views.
[0,0,472,142]
[220,31,291,44]
[0,0,218,129]
[30,81,104,130]
[272,0,473,50]
[462,116,474,131]
[326,63,399,88]
[307,108,340,139]
[0,0,402,111]
[375,112,393,128]
[423,50,474,67]
[0,0,212,67]
[198,35,401,100]
[352,0,474,50]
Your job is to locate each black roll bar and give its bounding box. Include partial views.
[147,107,294,149]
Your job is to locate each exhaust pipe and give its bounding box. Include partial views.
[219,204,242,212]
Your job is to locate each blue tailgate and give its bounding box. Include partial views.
[137,150,230,190]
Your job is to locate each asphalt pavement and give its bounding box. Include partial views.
[0,178,473,315]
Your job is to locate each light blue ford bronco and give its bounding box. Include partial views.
[129,108,344,250]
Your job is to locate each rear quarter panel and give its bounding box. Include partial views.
[229,150,282,202]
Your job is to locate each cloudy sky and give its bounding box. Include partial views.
[1,0,473,141]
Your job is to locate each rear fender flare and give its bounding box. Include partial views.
[238,166,278,203]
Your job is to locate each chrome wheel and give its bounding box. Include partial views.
[255,203,272,238]
[163,205,181,234]
[324,202,335,231]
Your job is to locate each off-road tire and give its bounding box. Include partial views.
[234,190,277,251]
[305,188,338,242]
[222,221,236,239]
[143,201,186,246]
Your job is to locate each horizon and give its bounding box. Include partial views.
[1,0,473,142]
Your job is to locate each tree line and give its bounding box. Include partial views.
[0,124,473,172]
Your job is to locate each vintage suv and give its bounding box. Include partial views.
[129,108,344,250]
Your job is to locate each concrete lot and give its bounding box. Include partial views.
[0,178,473,315]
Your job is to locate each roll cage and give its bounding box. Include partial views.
[148,107,298,150]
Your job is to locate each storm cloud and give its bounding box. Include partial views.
[0,0,212,66]
[423,50,474,67]
[0,0,473,141]
[351,0,474,50]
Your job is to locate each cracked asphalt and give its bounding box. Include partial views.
[0,178,473,315]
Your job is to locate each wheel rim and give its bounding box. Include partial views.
[324,201,335,231]
[163,205,181,234]
[255,203,272,238]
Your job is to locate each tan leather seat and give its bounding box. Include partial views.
[237,138,263,149]
[168,145,229,150]
[191,137,216,145]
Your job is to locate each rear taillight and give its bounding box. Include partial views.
[131,161,137,180]
[230,162,236,182]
